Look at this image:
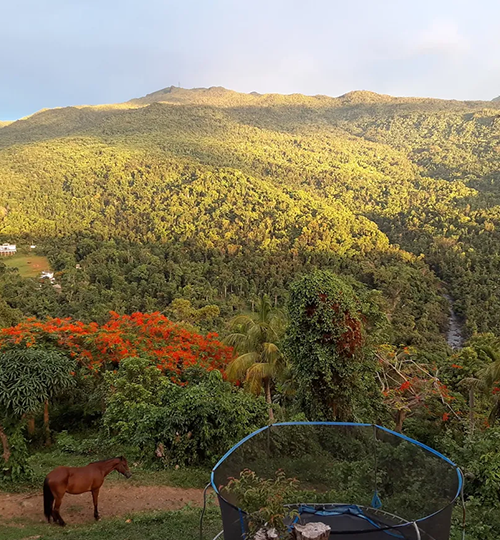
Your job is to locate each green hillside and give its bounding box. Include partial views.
[1,87,500,341]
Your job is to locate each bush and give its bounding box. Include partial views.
[0,425,33,485]
[55,431,107,455]
[103,357,268,466]
[438,428,500,540]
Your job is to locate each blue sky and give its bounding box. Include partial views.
[2,0,500,120]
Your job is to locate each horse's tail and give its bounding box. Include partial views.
[43,476,54,522]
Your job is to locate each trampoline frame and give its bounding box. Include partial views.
[210,422,464,540]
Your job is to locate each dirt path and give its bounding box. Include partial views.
[0,485,205,525]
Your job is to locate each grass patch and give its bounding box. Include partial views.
[0,506,222,540]
[3,254,51,278]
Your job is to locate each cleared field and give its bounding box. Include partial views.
[2,254,51,278]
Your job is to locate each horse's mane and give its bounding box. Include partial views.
[91,456,124,464]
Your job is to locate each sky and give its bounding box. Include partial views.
[1,0,500,120]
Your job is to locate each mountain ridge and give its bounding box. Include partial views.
[4,86,499,124]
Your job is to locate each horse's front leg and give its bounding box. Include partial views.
[92,487,100,521]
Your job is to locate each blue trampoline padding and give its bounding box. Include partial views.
[296,505,406,538]
[371,490,383,510]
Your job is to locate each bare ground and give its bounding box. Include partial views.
[0,485,205,525]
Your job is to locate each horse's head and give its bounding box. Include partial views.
[116,456,132,479]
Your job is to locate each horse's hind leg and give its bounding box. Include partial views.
[92,488,100,521]
[52,494,66,527]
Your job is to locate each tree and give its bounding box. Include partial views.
[377,345,458,432]
[0,312,233,379]
[225,296,287,422]
[285,271,376,421]
[0,349,76,462]
[166,298,220,331]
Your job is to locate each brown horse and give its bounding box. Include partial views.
[43,456,132,526]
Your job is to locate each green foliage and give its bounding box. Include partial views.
[438,428,500,539]
[0,348,76,477]
[103,358,268,466]
[166,298,220,332]
[0,424,33,485]
[285,271,381,421]
[223,469,299,536]
[0,349,76,417]
[55,431,108,456]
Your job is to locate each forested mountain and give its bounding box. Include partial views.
[1,86,500,346]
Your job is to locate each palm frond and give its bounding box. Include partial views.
[224,332,250,351]
[226,352,260,381]
[227,314,256,331]
[247,362,274,383]
[482,361,500,388]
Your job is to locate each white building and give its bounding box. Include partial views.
[40,271,55,283]
[0,244,16,256]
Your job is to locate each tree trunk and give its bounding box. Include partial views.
[469,387,475,434]
[293,522,331,540]
[27,415,35,436]
[255,528,278,540]
[0,423,10,464]
[395,409,407,433]
[44,400,51,446]
[264,379,274,423]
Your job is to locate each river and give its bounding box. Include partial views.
[444,294,465,349]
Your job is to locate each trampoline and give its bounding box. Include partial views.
[208,423,464,540]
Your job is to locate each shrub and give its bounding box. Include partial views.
[103,357,268,466]
[223,469,299,537]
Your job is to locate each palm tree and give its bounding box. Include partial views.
[459,376,484,434]
[225,296,287,422]
[480,346,500,388]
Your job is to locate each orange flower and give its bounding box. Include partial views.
[0,312,232,383]
[398,381,412,392]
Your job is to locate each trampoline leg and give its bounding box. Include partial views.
[412,522,421,540]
